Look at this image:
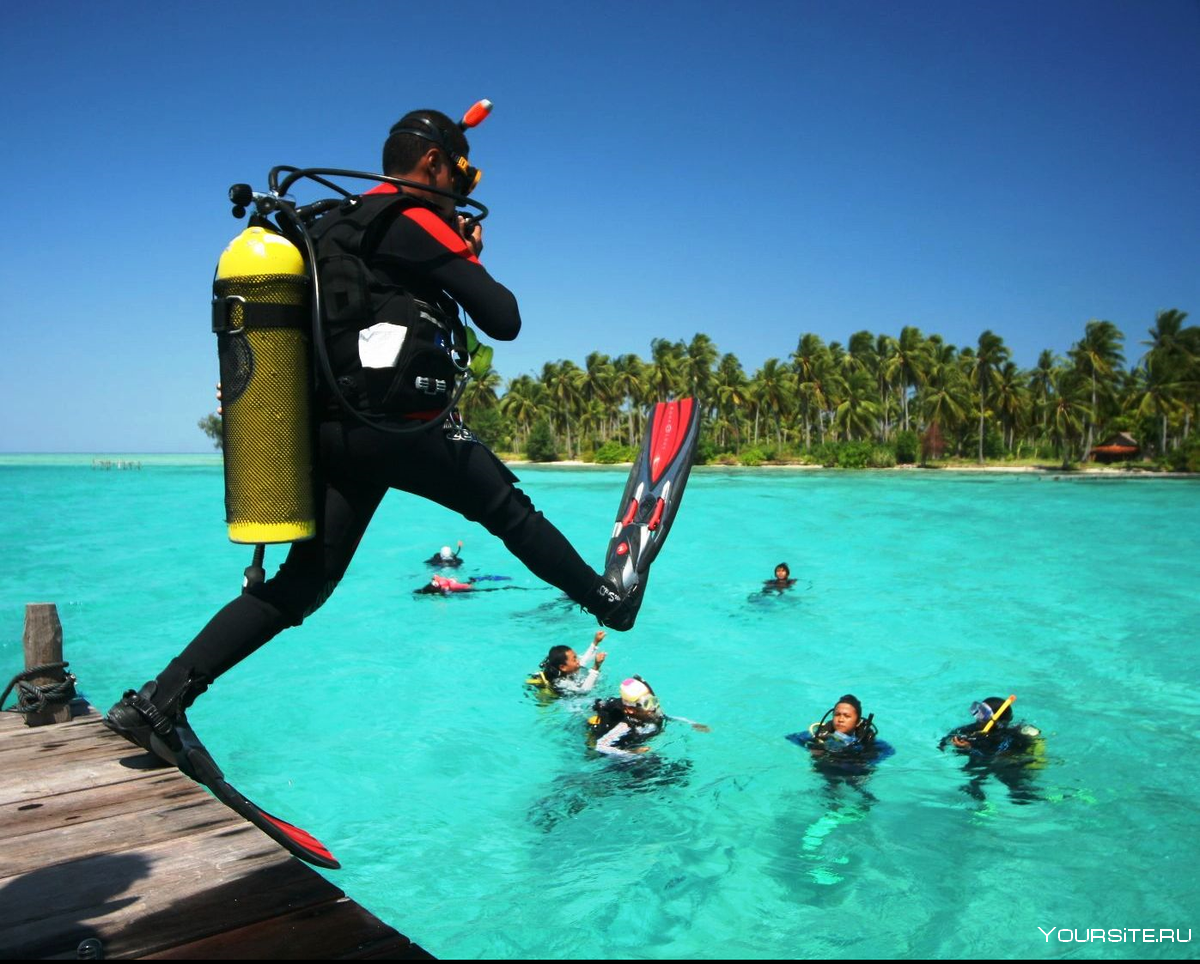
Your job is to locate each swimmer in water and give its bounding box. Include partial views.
[939,695,1043,804]
[763,562,797,592]
[787,693,894,775]
[426,540,464,568]
[413,573,514,594]
[527,631,607,697]
[587,676,710,758]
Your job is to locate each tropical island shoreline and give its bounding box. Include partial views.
[1,453,1196,479]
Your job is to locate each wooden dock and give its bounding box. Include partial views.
[0,706,432,960]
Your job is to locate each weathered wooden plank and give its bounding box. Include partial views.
[0,750,168,805]
[0,706,100,742]
[2,793,245,878]
[0,699,430,961]
[0,824,340,959]
[0,771,203,838]
[142,897,432,960]
[0,736,153,773]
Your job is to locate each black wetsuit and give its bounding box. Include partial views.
[147,187,602,705]
[939,721,1042,804]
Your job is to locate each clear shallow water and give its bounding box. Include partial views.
[2,461,1198,959]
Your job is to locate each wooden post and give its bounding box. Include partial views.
[21,603,73,726]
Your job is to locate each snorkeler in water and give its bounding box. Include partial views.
[763,562,797,592]
[587,676,710,758]
[939,694,1043,804]
[414,573,514,595]
[787,694,895,774]
[426,540,464,568]
[526,631,607,697]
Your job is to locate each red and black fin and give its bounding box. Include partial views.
[603,398,700,596]
[155,720,342,870]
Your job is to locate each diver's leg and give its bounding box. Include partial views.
[107,468,385,744]
[341,422,616,616]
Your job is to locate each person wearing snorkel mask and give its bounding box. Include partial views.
[426,540,464,568]
[587,677,710,758]
[939,695,1044,804]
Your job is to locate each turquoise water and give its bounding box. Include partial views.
[2,461,1198,958]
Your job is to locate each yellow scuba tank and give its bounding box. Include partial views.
[212,225,316,544]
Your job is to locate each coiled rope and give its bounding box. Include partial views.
[0,661,77,714]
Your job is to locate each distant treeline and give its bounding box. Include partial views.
[198,309,1199,470]
[457,308,1198,469]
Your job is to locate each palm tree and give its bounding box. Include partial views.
[1142,309,1197,445]
[791,333,832,449]
[613,354,646,446]
[461,365,501,420]
[1069,320,1125,458]
[968,331,1010,463]
[875,332,896,438]
[919,338,970,450]
[499,374,542,452]
[647,339,684,402]
[1028,349,1057,438]
[1130,354,1185,455]
[834,370,882,441]
[1047,369,1091,468]
[992,361,1029,453]
[883,326,930,433]
[541,360,584,457]
[684,334,719,413]
[750,358,793,447]
[580,351,616,443]
[714,353,748,451]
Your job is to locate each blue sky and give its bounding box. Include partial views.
[2,0,1197,451]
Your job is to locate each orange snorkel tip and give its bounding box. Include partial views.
[460,99,494,130]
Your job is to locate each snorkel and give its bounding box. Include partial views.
[978,694,1016,735]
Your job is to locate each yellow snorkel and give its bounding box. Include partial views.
[979,694,1016,735]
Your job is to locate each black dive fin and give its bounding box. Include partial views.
[150,720,341,870]
[603,398,700,597]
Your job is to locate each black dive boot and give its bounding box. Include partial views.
[583,572,648,633]
[105,664,209,763]
[106,668,340,868]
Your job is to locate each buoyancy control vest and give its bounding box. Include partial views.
[306,193,468,417]
[586,698,664,748]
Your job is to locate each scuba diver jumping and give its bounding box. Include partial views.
[105,102,699,868]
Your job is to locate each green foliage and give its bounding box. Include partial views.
[525,419,559,462]
[694,435,718,465]
[1160,436,1200,472]
[894,429,919,464]
[810,440,896,468]
[593,441,637,464]
[871,446,897,468]
[738,447,767,466]
[198,413,222,451]
[467,407,510,450]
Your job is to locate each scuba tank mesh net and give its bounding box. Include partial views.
[215,272,315,540]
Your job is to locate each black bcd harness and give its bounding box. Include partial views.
[302,193,470,417]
